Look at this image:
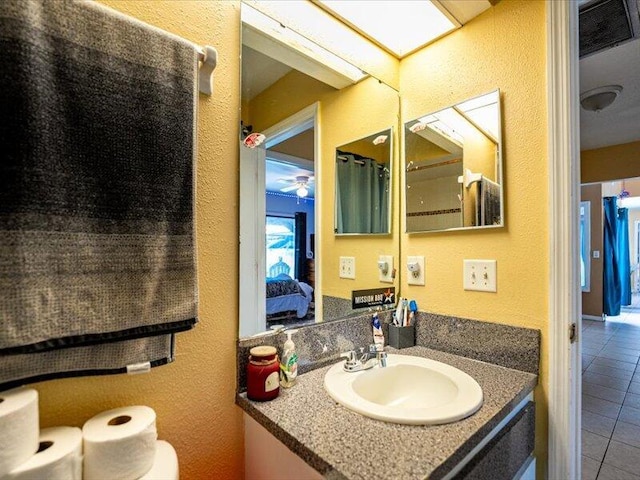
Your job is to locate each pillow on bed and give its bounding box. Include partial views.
[266,274,302,298]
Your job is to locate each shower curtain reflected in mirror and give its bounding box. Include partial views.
[335,154,389,234]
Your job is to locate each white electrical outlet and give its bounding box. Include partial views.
[378,255,394,283]
[406,256,425,286]
[463,260,497,292]
[339,256,356,279]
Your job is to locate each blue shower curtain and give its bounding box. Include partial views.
[603,197,621,316]
[617,207,632,306]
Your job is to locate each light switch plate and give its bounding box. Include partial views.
[378,255,394,283]
[463,260,497,292]
[593,250,600,259]
[339,256,356,279]
[407,256,425,286]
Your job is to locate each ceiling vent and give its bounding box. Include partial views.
[579,0,639,58]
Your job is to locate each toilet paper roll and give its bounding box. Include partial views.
[0,388,39,477]
[139,440,179,480]
[82,406,157,480]
[5,427,83,480]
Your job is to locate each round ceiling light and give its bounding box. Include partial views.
[296,185,308,198]
[580,85,623,112]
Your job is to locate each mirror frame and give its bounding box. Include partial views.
[403,89,504,234]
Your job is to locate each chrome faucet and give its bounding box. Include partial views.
[378,350,388,368]
[340,345,388,372]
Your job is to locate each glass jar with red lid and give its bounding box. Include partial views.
[247,346,280,401]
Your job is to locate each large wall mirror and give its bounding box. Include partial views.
[335,129,393,235]
[239,2,401,338]
[404,90,503,233]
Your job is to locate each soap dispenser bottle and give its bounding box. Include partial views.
[280,329,298,388]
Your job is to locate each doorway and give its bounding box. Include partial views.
[264,124,317,329]
[576,0,640,475]
[239,104,320,337]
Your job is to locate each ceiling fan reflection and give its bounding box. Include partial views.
[279,175,314,197]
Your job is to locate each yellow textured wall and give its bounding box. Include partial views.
[400,1,548,475]
[405,134,451,164]
[581,141,640,183]
[270,128,315,160]
[248,70,333,132]
[339,133,392,166]
[464,128,497,182]
[33,2,244,479]
[321,78,400,297]
[248,71,400,301]
[623,178,640,195]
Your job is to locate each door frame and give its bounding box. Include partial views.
[634,220,640,293]
[263,103,322,321]
[547,1,581,478]
[239,140,267,337]
[580,201,591,293]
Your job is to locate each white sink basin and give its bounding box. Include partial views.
[324,354,483,425]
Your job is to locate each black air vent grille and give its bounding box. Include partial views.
[580,0,633,57]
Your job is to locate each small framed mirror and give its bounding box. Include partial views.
[404,90,503,233]
[334,128,393,235]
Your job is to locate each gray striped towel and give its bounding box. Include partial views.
[0,0,198,388]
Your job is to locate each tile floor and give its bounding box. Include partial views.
[582,298,640,480]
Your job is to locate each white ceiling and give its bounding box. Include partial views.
[265,153,315,198]
[580,37,640,150]
[242,45,292,101]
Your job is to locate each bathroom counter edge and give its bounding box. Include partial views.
[236,346,537,480]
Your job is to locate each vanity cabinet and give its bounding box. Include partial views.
[454,402,535,480]
[244,414,322,480]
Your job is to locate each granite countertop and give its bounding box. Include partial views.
[236,346,537,480]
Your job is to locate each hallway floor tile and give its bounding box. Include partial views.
[582,300,640,479]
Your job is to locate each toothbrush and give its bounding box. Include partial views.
[409,300,418,326]
[394,298,403,326]
[403,299,408,327]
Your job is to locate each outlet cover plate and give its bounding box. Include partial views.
[463,259,497,292]
[339,256,356,279]
[378,255,394,283]
[407,256,425,286]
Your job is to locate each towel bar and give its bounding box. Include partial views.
[197,46,218,96]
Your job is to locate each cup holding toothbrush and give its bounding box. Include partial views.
[389,324,415,349]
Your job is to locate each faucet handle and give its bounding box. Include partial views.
[340,351,357,365]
